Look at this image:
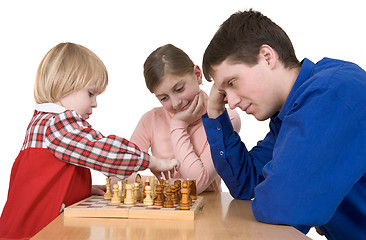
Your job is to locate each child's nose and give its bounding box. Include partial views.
[171,97,182,110]
[92,98,98,108]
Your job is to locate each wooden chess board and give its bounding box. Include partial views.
[64,195,204,220]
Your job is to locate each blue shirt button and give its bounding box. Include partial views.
[220,151,224,155]
[217,126,221,130]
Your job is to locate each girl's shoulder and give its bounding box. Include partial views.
[140,107,169,120]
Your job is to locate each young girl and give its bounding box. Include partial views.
[129,44,241,194]
[0,42,179,239]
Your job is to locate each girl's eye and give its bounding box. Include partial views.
[176,86,184,92]
[89,92,95,97]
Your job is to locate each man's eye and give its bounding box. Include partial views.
[160,96,167,101]
[228,80,235,86]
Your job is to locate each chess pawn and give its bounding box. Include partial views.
[111,184,121,204]
[143,185,154,206]
[179,180,191,210]
[164,186,174,208]
[154,184,164,206]
[124,183,135,205]
[104,177,112,200]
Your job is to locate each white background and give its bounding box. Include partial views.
[0,1,365,239]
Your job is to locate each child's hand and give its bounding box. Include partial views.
[207,84,226,118]
[90,184,106,196]
[173,92,205,123]
[149,156,180,180]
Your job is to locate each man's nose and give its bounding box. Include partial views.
[227,93,240,110]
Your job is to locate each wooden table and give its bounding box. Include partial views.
[31,192,310,240]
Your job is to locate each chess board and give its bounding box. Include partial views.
[64,195,204,220]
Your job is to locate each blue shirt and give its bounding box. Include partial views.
[202,58,366,240]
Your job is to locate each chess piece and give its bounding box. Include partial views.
[163,180,169,197]
[164,186,174,208]
[133,182,140,202]
[179,180,191,210]
[143,185,154,206]
[104,177,112,200]
[174,180,181,201]
[171,185,178,204]
[159,177,164,186]
[135,174,142,202]
[117,180,123,198]
[143,177,150,199]
[135,174,142,184]
[149,176,157,199]
[124,183,135,205]
[111,184,121,204]
[190,180,197,200]
[187,180,192,204]
[121,180,127,201]
[154,184,164,206]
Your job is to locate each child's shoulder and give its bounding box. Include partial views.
[141,107,168,119]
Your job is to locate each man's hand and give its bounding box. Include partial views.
[149,156,180,180]
[173,92,205,124]
[207,84,226,118]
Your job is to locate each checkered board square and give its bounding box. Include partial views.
[64,195,204,220]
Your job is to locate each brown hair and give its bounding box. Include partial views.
[143,44,194,93]
[34,42,108,104]
[202,9,300,81]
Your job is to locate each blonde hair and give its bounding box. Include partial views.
[34,42,108,104]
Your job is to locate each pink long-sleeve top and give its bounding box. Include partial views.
[130,91,241,194]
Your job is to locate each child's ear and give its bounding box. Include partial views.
[193,65,203,84]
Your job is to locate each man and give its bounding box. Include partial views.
[200,9,366,240]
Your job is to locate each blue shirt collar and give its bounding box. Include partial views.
[276,58,315,120]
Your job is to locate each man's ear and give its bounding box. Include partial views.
[193,65,203,84]
[259,44,277,69]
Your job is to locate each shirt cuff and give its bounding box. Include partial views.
[202,109,234,139]
[138,151,150,171]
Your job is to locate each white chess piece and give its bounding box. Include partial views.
[111,184,121,204]
[124,184,135,205]
[143,185,154,206]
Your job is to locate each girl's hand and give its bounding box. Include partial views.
[207,84,226,118]
[90,184,106,196]
[173,92,205,124]
[149,156,180,179]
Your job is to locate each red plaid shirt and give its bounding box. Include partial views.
[0,103,149,239]
[27,104,150,177]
